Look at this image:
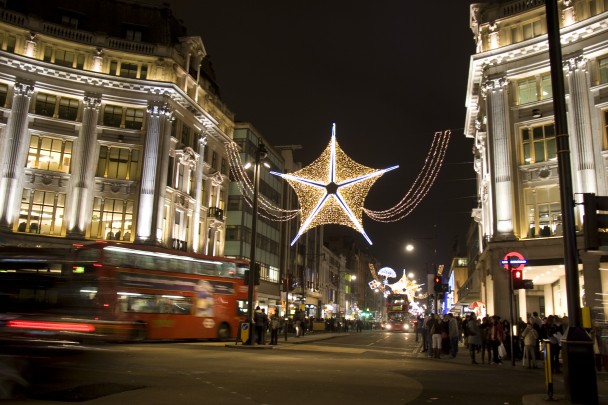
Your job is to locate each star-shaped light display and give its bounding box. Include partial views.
[271,124,398,245]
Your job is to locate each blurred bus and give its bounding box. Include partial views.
[0,243,251,343]
[382,293,411,332]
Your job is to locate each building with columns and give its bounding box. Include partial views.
[462,0,608,322]
[0,0,234,254]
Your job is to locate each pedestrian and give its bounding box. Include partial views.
[253,306,266,345]
[269,311,280,345]
[521,322,539,368]
[467,313,482,364]
[480,316,491,364]
[424,313,435,357]
[488,316,505,365]
[447,313,460,358]
[431,314,444,359]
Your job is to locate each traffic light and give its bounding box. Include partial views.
[512,269,524,290]
[244,264,260,286]
[434,275,442,292]
[583,193,608,250]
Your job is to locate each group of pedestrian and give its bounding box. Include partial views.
[420,310,568,372]
[421,313,463,359]
[253,306,280,345]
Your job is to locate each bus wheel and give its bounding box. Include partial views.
[131,322,147,342]
[217,323,231,341]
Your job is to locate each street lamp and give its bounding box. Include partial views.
[245,141,268,345]
[405,224,438,313]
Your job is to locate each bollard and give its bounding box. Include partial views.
[543,339,553,400]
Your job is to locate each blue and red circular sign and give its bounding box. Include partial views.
[500,251,527,271]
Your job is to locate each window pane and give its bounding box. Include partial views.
[36,93,56,117]
[58,97,79,120]
[124,108,143,130]
[103,105,123,127]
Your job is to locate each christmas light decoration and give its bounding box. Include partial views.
[271,124,398,245]
[364,130,451,222]
[226,127,452,237]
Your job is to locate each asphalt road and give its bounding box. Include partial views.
[0,330,596,404]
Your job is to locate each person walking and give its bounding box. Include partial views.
[431,314,444,359]
[467,314,482,364]
[269,311,280,345]
[521,322,539,368]
[488,316,505,365]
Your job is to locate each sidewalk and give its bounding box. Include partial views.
[413,342,608,405]
[225,330,344,349]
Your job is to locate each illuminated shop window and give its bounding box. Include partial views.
[524,186,561,238]
[18,189,65,235]
[90,197,134,241]
[27,135,72,173]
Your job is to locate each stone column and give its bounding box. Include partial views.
[191,133,207,253]
[0,82,34,230]
[135,103,173,245]
[482,77,514,237]
[565,56,601,219]
[66,94,101,237]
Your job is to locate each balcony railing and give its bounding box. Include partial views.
[208,207,224,221]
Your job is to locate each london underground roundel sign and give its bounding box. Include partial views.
[500,251,527,271]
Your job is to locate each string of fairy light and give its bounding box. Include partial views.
[363,130,451,222]
[226,141,299,221]
[225,127,452,228]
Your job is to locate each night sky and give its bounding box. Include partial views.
[163,1,479,281]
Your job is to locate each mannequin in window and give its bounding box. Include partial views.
[106,230,114,240]
[29,223,38,233]
[114,231,121,241]
[554,223,563,236]
[17,222,26,232]
[540,225,551,237]
[123,231,131,241]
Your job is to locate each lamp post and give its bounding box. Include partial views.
[245,141,268,345]
[405,224,438,314]
[545,1,597,402]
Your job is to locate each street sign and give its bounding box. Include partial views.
[501,251,527,271]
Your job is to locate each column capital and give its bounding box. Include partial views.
[83,94,101,110]
[565,55,587,73]
[147,103,173,120]
[481,77,508,97]
[13,82,34,97]
[198,133,208,147]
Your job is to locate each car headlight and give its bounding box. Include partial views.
[385,324,392,330]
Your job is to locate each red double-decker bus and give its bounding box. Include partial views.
[71,242,251,341]
[0,242,251,344]
[383,293,411,332]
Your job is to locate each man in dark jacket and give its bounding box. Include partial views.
[254,306,267,345]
